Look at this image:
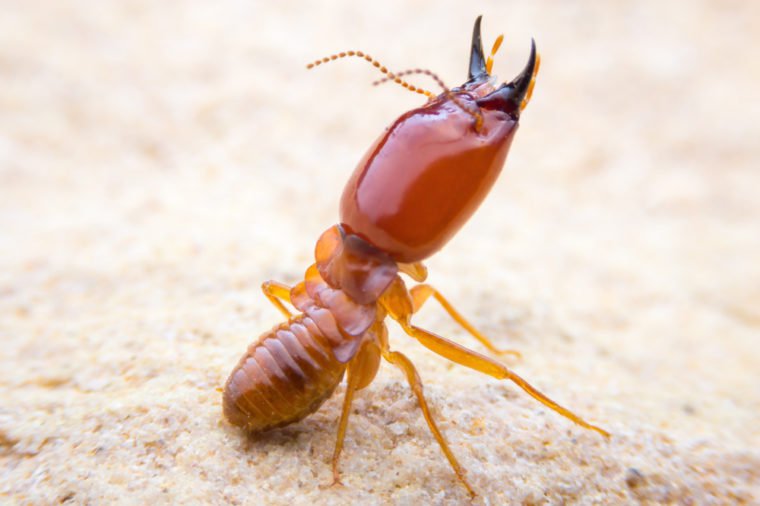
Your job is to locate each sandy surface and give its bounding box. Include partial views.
[1,1,759,504]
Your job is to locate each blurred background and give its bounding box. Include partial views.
[1,1,758,504]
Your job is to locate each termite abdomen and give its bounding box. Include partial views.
[223,316,346,432]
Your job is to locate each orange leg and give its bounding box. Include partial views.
[261,280,293,318]
[382,346,477,497]
[409,284,521,357]
[327,340,376,487]
[381,277,608,437]
[400,322,609,437]
[397,261,428,282]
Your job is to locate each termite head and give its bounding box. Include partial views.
[338,17,539,263]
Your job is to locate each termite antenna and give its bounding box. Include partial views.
[307,52,484,131]
[306,51,436,99]
[371,68,484,132]
[371,69,425,86]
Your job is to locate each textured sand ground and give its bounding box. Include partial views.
[1,1,759,504]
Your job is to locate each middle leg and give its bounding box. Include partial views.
[410,283,521,357]
[381,277,608,437]
[326,339,378,487]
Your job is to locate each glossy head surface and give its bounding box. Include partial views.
[340,18,537,263]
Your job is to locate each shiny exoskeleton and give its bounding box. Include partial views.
[223,16,608,497]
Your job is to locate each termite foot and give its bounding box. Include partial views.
[591,425,612,438]
[318,474,345,490]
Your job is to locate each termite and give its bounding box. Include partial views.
[223,16,608,496]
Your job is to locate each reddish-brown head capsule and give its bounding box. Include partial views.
[340,21,537,262]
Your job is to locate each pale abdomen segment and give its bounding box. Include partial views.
[223,315,346,432]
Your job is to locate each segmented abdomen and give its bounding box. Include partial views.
[223,314,346,432]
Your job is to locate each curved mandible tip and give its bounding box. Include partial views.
[474,38,538,117]
[505,38,537,105]
[468,15,488,81]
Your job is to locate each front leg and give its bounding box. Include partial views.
[261,280,294,318]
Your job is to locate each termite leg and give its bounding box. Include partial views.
[261,280,294,319]
[399,321,609,437]
[327,341,374,488]
[397,261,428,282]
[409,284,521,358]
[381,346,477,497]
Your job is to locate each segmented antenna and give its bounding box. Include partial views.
[371,67,483,130]
[365,66,484,131]
[306,51,435,99]
[520,52,541,111]
[371,68,449,97]
[485,34,504,74]
[308,51,483,131]
[371,69,427,86]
